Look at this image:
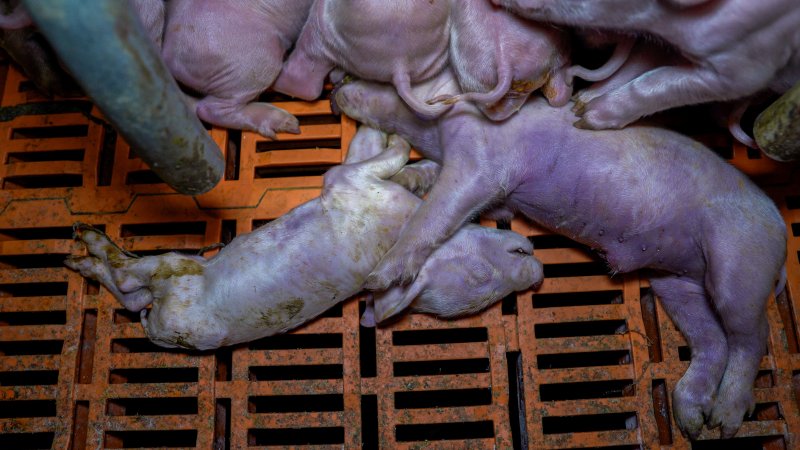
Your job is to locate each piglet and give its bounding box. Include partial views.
[273,0,571,120]
[334,76,786,439]
[142,0,314,138]
[65,127,543,350]
[492,0,800,130]
[445,0,572,119]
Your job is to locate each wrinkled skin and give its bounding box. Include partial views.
[334,76,787,439]
[273,0,571,120]
[133,0,313,138]
[492,0,800,130]
[65,127,543,350]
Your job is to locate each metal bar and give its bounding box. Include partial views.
[22,0,224,194]
[754,81,800,162]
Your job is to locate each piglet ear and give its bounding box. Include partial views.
[372,281,425,324]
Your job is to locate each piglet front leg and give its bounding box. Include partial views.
[363,151,501,290]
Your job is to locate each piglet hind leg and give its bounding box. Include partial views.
[65,223,156,312]
[649,275,728,439]
[343,126,389,164]
[346,127,441,196]
[327,133,412,191]
[705,260,774,438]
[195,95,300,140]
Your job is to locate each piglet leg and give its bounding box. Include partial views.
[64,254,152,311]
[364,159,501,290]
[649,275,728,439]
[347,127,441,195]
[65,224,158,312]
[573,64,771,129]
[344,126,389,164]
[195,95,300,140]
[272,10,334,101]
[705,254,774,438]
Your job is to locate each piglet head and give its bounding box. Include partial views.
[364,226,543,326]
[476,227,544,294]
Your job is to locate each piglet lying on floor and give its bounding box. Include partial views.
[64,127,543,350]
[132,0,314,139]
[334,78,787,439]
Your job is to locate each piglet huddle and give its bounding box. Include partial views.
[56,0,794,442]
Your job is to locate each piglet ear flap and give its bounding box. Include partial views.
[372,281,425,324]
[360,293,377,328]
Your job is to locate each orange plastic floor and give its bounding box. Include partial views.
[0,61,799,449]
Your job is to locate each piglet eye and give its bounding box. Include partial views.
[514,248,527,255]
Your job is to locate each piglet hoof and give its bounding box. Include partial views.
[708,383,754,439]
[64,255,98,275]
[671,378,715,440]
[573,118,593,130]
[572,96,638,130]
[425,94,459,106]
[571,99,587,115]
[72,222,101,240]
[262,115,301,139]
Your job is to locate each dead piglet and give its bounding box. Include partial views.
[66,127,543,350]
[157,0,313,138]
[492,0,800,130]
[334,77,786,439]
[361,224,543,326]
[445,0,572,119]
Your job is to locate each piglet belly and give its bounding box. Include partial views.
[200,221,395,344]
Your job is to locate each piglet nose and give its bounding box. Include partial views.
[529,259,545,286]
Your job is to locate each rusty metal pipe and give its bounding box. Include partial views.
[754,81,800,162]
[22,0,225,194]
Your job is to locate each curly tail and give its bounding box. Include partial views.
[393,70,455,120]
[566,38,635,84]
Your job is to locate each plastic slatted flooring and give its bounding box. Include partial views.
[0,62,799,449]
